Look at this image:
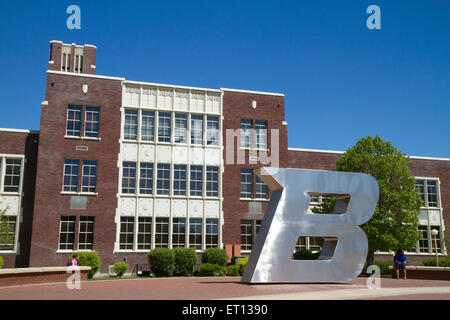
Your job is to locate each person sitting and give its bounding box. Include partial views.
[393,249,407,280]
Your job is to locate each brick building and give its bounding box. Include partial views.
[0,41,447,272]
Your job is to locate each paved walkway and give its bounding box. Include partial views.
[0,277,449,300]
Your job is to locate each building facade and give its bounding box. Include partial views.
[0,41,448,271]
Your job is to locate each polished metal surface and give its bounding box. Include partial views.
[241,168,379,283]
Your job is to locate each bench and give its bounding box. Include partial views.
[389,266,450,281]
[0,266,91,287]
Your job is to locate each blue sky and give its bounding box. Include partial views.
[0,1,449,158]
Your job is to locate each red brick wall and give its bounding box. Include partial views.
[28,72,129,272]
[0,131,39,268]
[48,42,96,75]
[221,91,288,248]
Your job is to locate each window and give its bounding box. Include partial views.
[139,163,154,195]
[78,217,94,250]
[81,160,97,193]
[74,53,83,73]
[141,111,155,141]
[415,179,440,208]
[0,216,16,250]
[255,220,262,236]
[173,165,187,196]
[255,120,267,150]
[158,112,172,142]
[241,220,253,251]
[191,115,203,145]
[61,52,71,72]
[255,175,268,199]
[138,217,152,250]
[155,217,169,248]
[63,159,79,192]
[189,218,202,250]
[122,162,136,194]
[172,218,186,248]
[3,159,21,192]
[240,169,252,199]
[418,225,428,253]
[190,165,203,196]
[295,237,307,251]
[427,181,438,207]
[430,226,442,253]
[240,119,252,149]
[206,166,218,197]
[66,105,82,137]
[119,217,134,250]
[205,218,218,248]
[174,113,187,143]
[157,164,170,195]
[124,109,138,140]
[59,216,76,250]
[84,106,100,138]
[206,116,219,145]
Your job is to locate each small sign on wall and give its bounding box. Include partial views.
[71,196,87,210]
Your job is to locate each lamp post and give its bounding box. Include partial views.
[431,229,439,267]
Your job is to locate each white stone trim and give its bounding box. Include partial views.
[124,80,222,94]
[220,88,285,97]
[0,128,39,134]
[46,70,125,81]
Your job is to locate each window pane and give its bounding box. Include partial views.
[81,160,97,193]
[139,163,154,195]
[66,105,82,137]
[206,166,218,197]
[172,218,186,248]
[427,181,438,207]
[85,106,100,138]
[124,109,138,140]
[191,115,203,144]
[155,217,169,248]
[157,164,170,195]
[240,220,253,251]
[138,217,152,250]
[174,113,187,143]
[122,162,136,194]
[240,119,252,149]
[63,159,79,192]
[141,111,155,141]
[189,218,202,250]
[205,218,218,248]
[190,165,203,196]
[173,165,187,196]
[0,216,16,250]
[206,116,219,145]
[255,175,267,199]
[78,217,94,250]
[255,120,267,149]
[240,168,252,199]
[158,112,172,142]
[58,216,76,250]
[119,217,134,250]
[4,159,22,192]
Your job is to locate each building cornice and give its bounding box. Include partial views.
[0,128,39,134]
[46,70,125,81]
[220,88,285,97]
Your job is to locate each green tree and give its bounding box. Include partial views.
[316,136,422,266]
[0,203,13,249]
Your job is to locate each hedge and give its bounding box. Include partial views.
[201,248,228,266]
[198,263,226,277]
[113,262,129,277]
[0,256,3,269]
[423,256,450,267]
[70,252,100,278]
[228,265,240,276]
[148,248,175,277]
[173,247,197,276]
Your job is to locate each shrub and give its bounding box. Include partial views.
[372,260,393,275]
[148,248,175,277]
[423,256,450,267]
[201,248,228,266]
[228,265,240,276]
[70,252,100,278]
[173,247,197,276]
[113,262,129,277]
[293,249,320,260]
[198,263,226,277]
[0,256,3,269]
[238,257,249,276]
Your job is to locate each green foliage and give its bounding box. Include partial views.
[334,135,422,261]
[0,256,3,269]
[238,257,249,276]
[148,248,175,277]
[228,265,240,276]
[423,256,450,267]
[70,252,101,278]
[198,263,226,277]
[293,249,320,260]
[201,248,228,266]
[0,203,13,248]
[373,260,393,275]
[113,262,129,277]
[173,247,197,276]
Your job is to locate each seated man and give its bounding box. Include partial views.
[393,249,407,280]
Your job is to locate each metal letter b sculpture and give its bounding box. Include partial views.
[241,168,379,283]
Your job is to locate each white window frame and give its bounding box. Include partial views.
[78,216,94,251]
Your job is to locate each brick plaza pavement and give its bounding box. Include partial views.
[0,277,449,300]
